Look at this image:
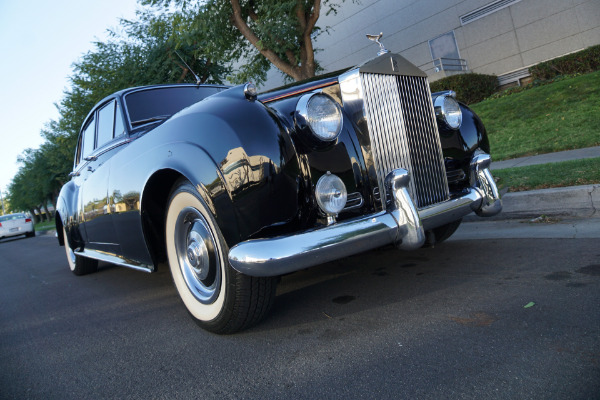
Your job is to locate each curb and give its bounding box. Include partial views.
[465,184,600,221]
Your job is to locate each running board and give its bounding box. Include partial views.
[74,248,154,273]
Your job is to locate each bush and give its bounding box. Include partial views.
[530,45,600,80]
[429,73,498,104]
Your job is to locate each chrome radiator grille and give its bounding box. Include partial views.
[361,73,449,209]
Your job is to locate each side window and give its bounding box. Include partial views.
[97,101,116,148]
[81,117,96,160]
[75,133,84,166]
[114,101,125,137]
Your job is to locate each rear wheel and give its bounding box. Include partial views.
[63,227,98,275]
[165,180,276,334]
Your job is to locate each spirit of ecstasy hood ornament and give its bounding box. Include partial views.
[366,32,390,56]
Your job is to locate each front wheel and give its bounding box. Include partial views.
[165,180,276,334]
[63,227,98,275]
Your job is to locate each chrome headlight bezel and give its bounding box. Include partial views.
[295,93,343,145]
[434,93,462,130]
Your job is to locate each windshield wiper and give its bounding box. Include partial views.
[131,115,171,127]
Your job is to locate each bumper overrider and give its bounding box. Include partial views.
[229,153,501,277]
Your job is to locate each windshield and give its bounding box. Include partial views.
[125,86,225,126]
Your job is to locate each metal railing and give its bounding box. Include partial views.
[418,58,469,75]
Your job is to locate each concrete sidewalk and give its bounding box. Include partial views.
[491,146,600,170]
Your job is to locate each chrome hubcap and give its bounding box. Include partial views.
[186,230,210,281]
[175,207,220,304]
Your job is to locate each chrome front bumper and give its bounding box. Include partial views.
[228,154,501,277]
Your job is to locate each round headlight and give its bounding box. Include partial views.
[315,172,347,215]
[296,93,343,142]
[434,95,462,129]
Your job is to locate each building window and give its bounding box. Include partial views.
[429,31,463,72]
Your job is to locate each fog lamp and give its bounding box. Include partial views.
[315,172,347,216]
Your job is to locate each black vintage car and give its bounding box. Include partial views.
[56,50,501,333]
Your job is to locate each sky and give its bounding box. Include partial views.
[0,0,140,200]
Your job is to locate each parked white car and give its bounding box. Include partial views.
[0,213,35,239]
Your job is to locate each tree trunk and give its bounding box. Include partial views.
[41,203,50,222]
[49,193,58,218]
[31,208,40,224]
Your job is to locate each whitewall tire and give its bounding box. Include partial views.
[165,180,276,333]
[63,226,98,276]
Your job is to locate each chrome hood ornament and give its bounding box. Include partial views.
[366,32,390,56]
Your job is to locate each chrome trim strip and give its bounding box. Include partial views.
[74,248,154,273]
[343,192,364,211]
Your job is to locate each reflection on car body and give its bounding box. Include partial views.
[56,49,502,333]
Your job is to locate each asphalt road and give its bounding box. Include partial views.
[1,220,599,400]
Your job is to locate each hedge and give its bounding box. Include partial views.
[530,45,600,80]
[429,73,498,105]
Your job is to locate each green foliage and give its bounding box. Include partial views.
[471,70,600,160]
[530,45,600,80]
[7,8,229,214]
[484,73,581,101]
[429,73,498,104]
[493,157,600,192]
[34,219,56,231]
[143,0,346,84]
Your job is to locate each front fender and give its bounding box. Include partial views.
[157,85,302,242]
[437,102,490,176]
[112,84,302,256]
[55,180,80,248]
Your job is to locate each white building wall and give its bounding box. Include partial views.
[261,0,600,90]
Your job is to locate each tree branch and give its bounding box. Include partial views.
[230,0,301,80]
[300,0,320,79]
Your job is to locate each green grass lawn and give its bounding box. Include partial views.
[34,219,56,231]
[471,71,600,161]
[493,157,600,192]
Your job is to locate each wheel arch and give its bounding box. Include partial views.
[55,211,65,246]
[139,161,238,269]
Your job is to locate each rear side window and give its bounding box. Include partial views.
[114,102,125,137]
[81,117,96,159]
